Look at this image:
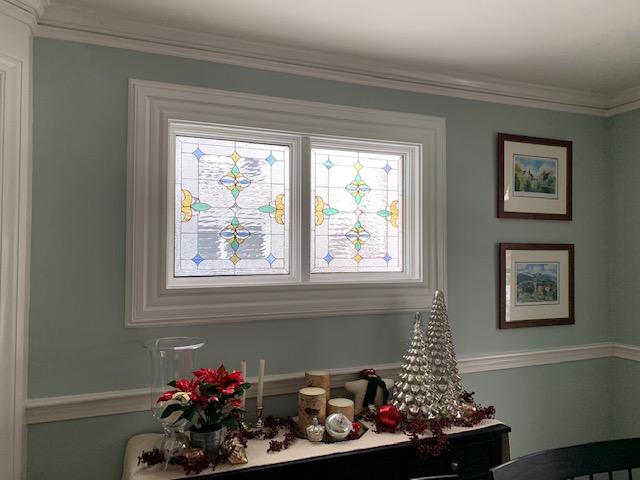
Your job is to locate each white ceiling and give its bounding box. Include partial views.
[47,0,640,94]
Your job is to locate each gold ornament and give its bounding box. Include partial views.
[182,447,205,462]
[460,402,477,419]
[221,436,248,465]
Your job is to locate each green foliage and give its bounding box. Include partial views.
[160,403,183,419]
[513,163,556,195]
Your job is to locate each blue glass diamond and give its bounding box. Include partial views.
[265,153,277,166]
[192,253,204,266]
[265,253,276,265]
[323,158,334,169]
[383,253,392,263]
[193,147,205,160]
[383,163,392,174]
[323,252,334,264]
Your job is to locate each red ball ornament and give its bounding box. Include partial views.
[377,404,401,429]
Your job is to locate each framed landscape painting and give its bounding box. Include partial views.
[498,133,572,220]
[499,243,574,329]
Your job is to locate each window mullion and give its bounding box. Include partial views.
[299,136,312,283]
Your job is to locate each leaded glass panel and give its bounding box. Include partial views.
[174,136,289,276]
[311,147,403,273]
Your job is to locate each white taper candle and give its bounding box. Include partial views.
[256,359,265,410]
[240,360,247,410]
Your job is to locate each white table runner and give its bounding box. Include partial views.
[122,419,503,480]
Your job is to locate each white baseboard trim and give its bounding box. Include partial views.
[26,342,637,425]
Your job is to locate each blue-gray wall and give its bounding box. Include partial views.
[608,108,640,347]
[606,108,640,440]
[29,38,629,480]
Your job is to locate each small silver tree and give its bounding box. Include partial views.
[391,312,432,417]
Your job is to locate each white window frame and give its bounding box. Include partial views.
[126,79,446,327]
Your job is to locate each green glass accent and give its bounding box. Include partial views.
[355,194,362,204]
[354,241,362,250]
[355,174,362,183]
[355,221,362,229]
[258,205,276,213]
[191,202,212,212]
[231,165,240,175]
[231,217,240,228]
[377,209,391,218]
[230,240,240,251]
[323,207,339,216]
[231,188,240,199]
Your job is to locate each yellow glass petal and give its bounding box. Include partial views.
[390,200,399,228]
[314,196,325,226]
[274,194,285,225]
[181,189,193,223]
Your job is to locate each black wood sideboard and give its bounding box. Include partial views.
[191,424,511,480]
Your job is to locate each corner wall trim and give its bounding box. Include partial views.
[26,342,635,425]
[612,343,640,362]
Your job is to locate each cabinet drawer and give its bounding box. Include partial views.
[407,437,498,480]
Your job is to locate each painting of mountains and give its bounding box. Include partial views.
[516,262,559,304]
[513,154,557,198]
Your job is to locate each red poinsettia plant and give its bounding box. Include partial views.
[158,365,251,433]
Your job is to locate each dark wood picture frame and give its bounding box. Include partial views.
[497,133,572,220]
[499,243,574,329]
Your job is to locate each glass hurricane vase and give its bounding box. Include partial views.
[143,337,206,465]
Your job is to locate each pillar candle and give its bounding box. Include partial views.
[305,370,331,394]
[327,397,355,421]
[298,387,326,436]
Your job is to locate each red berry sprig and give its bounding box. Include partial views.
[239,416,298,453]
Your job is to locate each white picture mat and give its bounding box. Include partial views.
[505,249,569,322]
[503,141,567,215]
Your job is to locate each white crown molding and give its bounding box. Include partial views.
[31,2,640,117]
[606,85,640,117]
[0,0,48,27]
[25,342,635,425]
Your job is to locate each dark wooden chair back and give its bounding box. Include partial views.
[410,476,459,480]
[491,437,640,480]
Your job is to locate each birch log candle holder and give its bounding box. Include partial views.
[298,387,326,436]
[327,398,355,422]
[304,370,331,394]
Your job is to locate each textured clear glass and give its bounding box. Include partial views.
[311,147,403,273]
[174,136,289,277]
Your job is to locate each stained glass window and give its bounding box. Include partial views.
[311,147,403,273]
[174,136,289,277]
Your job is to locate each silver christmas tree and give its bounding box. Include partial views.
[391,312,432,417]
[425,290,464,419]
